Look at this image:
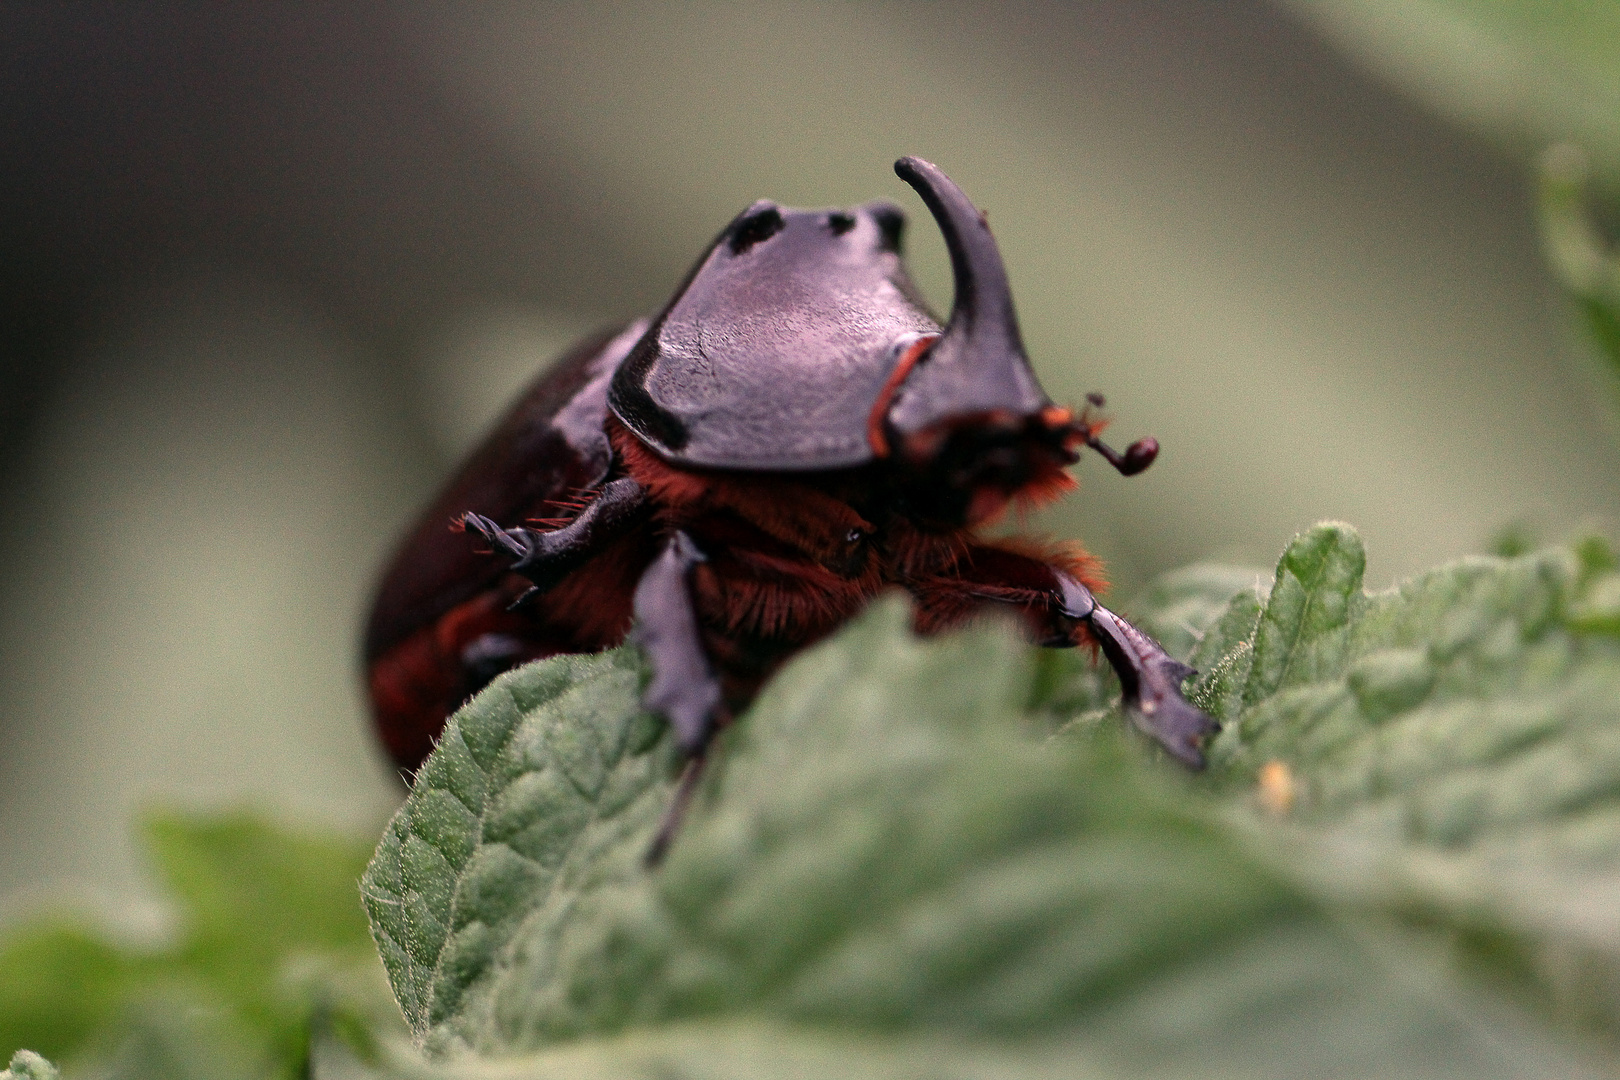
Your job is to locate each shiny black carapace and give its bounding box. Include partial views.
[365,158,1215,858]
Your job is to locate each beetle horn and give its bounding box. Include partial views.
[887,157,1052,438]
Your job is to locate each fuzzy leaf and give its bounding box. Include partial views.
[0,813,381,1078]
[1,1052,58,1080]
[1284,1,1620,174]
[360,650,674,1048]
[1192,524,1620,1039]
[363,553,1620,1076]
[1538,144,1620,388]
[1283,4,1620,395]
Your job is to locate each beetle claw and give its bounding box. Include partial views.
[1046,571,1215,767]
[1084,604,1218,768]
[462,512,538,564]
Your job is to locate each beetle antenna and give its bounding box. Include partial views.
[1086,433,1159,476]
[1075,393,1157,476]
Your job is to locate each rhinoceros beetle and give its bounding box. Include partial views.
[365,157,1216,859]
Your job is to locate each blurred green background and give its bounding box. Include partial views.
[0,0,1615,945]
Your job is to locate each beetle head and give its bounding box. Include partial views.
[877,157,1084,524]
[608,158,1150,515]
[609,195,939,471]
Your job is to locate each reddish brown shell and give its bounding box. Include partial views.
[363,321,647,770]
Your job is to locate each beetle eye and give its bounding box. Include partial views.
[729,206,784,253]
[827,211,856,235]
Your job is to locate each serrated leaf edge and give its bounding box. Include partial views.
[362,679,537,1040]
[363,655,669,1047]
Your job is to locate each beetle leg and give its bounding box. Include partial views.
[909,551,1217,767]
[1051,572,1219,769]
[463,476,649,600]
[632,531,724,755]
[644,751,707,868]
[633,530,727,867]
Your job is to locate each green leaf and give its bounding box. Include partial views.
[1189,524,1620,1040]
[0,812,384,1079]
[364,544,1620,1076]
[0,921,135,1065]
[317,993,1609,1080]
[1283,1,1620,179]
[2,1052,59,1080]
[360,650,672,1049]
[1280,6,1620,397]
[144,810,377,984]
[1538,144,1620,384]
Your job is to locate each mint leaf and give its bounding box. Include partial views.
[0,922,134,1067]
[0,813,383,1079]
[1191,524,1620,1039]
[1282,6,1620,394]
[360,650,674,1049]
[1285,1,1620,173]
[1539,144,1620,385]
[2,1052,58,1080]
[320,995,1604,1080]
[364,564,1620,1076]
[473,607,1283,1048]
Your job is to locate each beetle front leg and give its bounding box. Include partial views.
[463,476,649,601]
[912,550,1217,768]
[632,530,724,753]
[633,530,726,865]
[1049,571,1218,769]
